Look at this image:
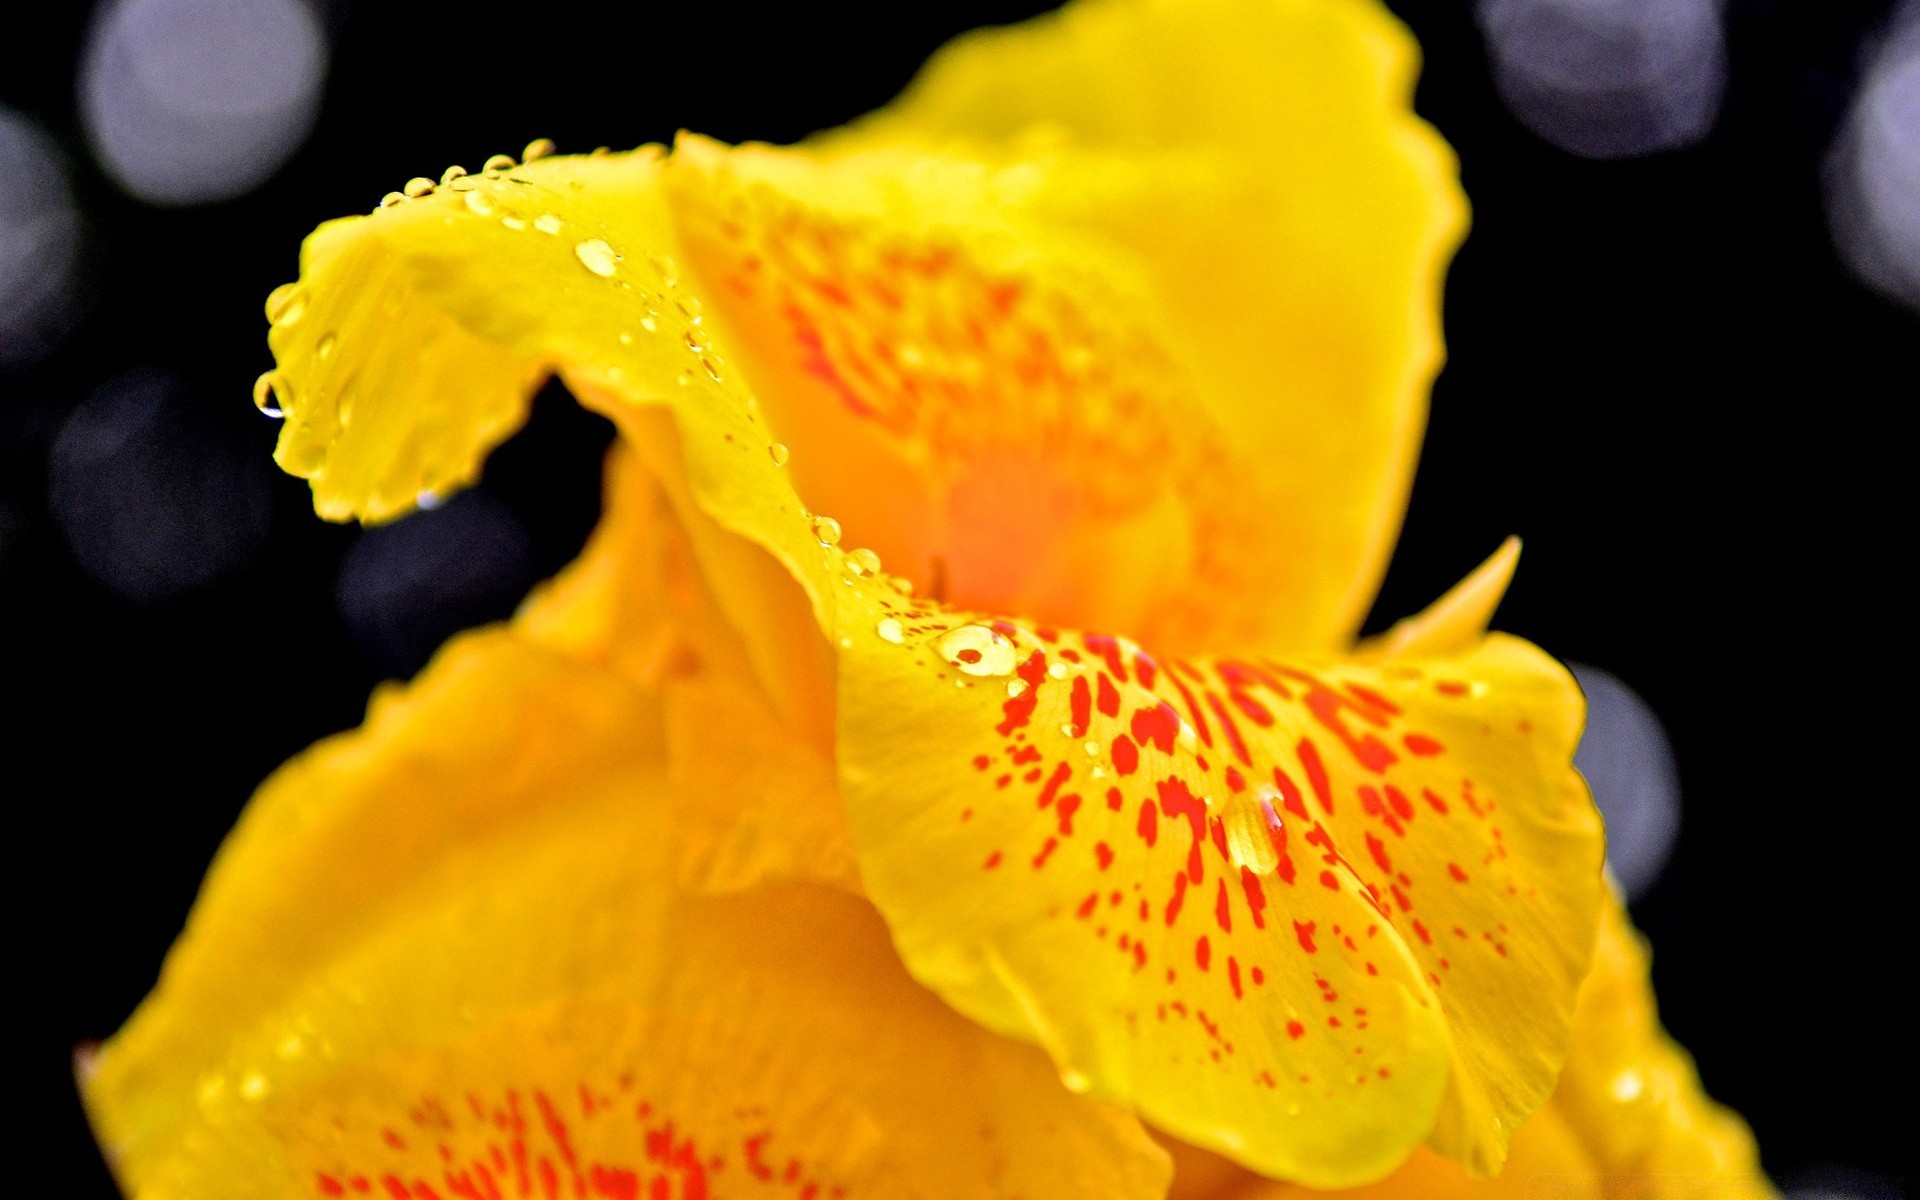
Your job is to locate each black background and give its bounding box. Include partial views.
[2,0,1911,1193]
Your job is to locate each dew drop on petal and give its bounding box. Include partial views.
[522,137,556,162]
[768,442,790,466]
[1047,662,1069,680]
[700,356,723,382]
[533,213,562,235]
[264,283,305,326]
[574,238,618,277]
[501,216,527,231]
[315,333,336,360]
[251,370,284,418]
[875,617,905,644]
[1007,679,1028,698]
[402,176,434,198]
[1223,786,1284,876]
[440,164,467,186]
[482,153,515,173]
[810,515,842,546]
[463,191,494,217]
[938,623,1018,677]
[379,191,404,208]
[845,546,882,576]
[639,315,657,333]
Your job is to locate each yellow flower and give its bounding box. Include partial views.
[79,0,1754,1196]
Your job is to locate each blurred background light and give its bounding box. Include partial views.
[78,0,328,206]
[0,107,82,367]
[1475,0,1727,159]
[1784,1164,1909,1200]
[1827,2,1920,312]
[47,367,276,603]
[1569,663,1681,901]
[334,489,538,680]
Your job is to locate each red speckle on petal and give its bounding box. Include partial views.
[1403,734,1444,756]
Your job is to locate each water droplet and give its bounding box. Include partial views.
[683,329,706,353]
[639,315,657,333]
[845,547,882,576]
[591,145,612,157]
[1223,786,1285,876]
[768,442,790,466]
[811,515,842,546]
[534,213,562,235]
[264,283,304,326]
[888,576,914,596]
[402,176,435,198]
[483,153,517,173]
[617,331,634,346]
[315,333,337,360]
[1059,1068,1093,1094]
[251,371,284,418]
[1007,679,1029,698]
[440,164,468,186]
[1083,740,1101,757]
[700,356,723,382]
[876,617,905,644]
[1047,662,1069,680]
[379,191,405,208]
[938,624,1018,677]
[647,251,679,286]
[522,137,556,162]
[463,191,495,217]
[574,238,619,277]
[501,216,527,231]
[676,295,702,323]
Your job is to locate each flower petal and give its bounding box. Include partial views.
[1550,899,1767,1179]
[664,0,1464,653]
[833,587,1602,1184]
[83,627,665,1183]
[83,626,1169,1200]
[1243,1107,1595,1199]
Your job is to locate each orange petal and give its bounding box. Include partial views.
[834,585,1603,1184]
[665,0,1464,653]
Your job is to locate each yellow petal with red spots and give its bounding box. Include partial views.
[834,587,1602,1185]
[81,626,1170,1200]
[664,0,1463,654]
[1158,894,1772,1199]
